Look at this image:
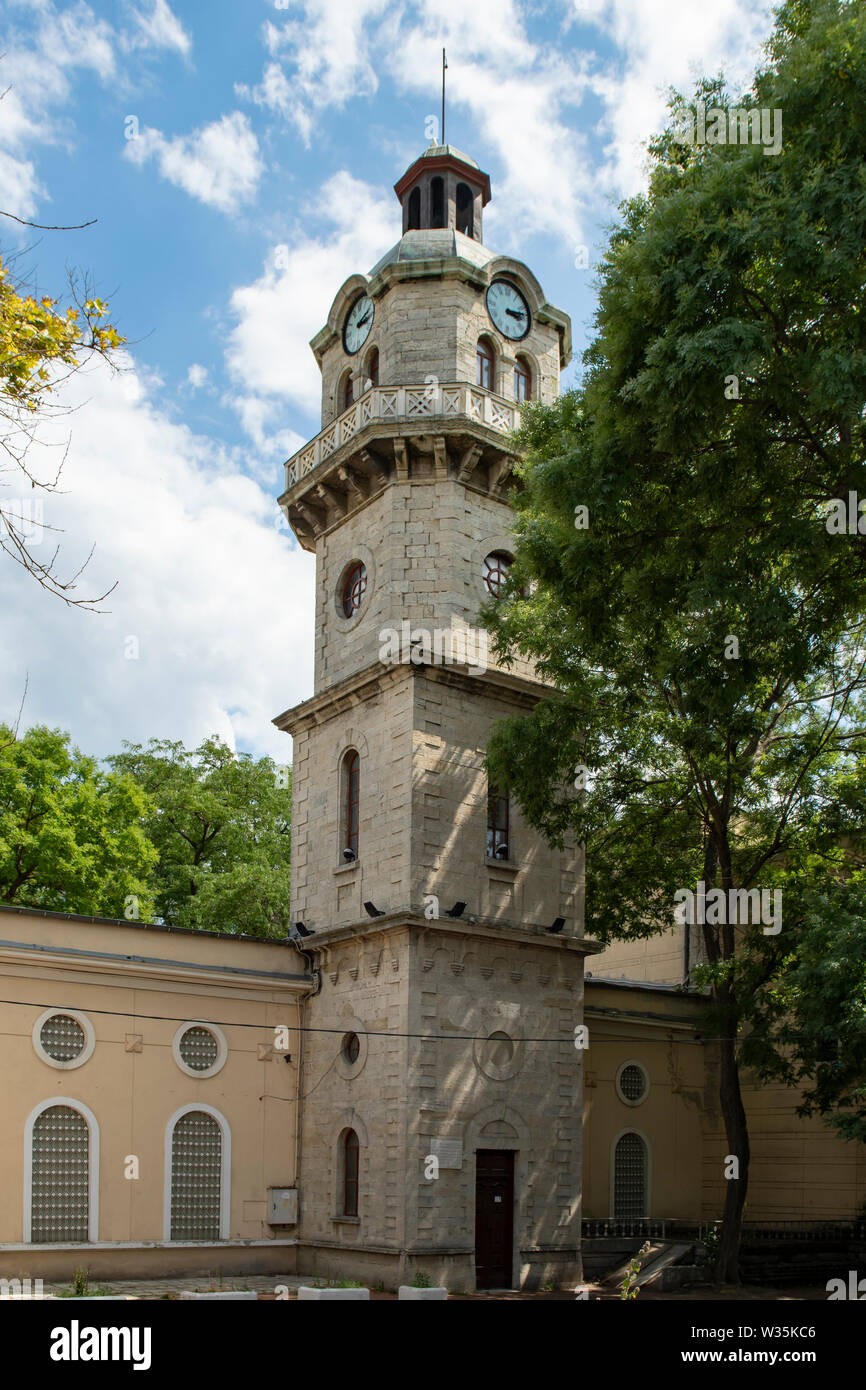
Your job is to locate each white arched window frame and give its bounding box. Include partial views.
[23,1097,100,1243]
[163,1103,232,1241]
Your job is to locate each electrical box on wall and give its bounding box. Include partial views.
[267,1188,298,1225]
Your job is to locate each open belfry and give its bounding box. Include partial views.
[273,142,597,1291]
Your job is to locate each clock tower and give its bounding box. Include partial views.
[274,144,599,1291]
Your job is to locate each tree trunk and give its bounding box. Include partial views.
[714,992,750,1283]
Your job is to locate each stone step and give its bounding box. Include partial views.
[601,1241,696,1289]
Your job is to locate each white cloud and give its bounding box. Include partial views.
[0,148,43,221]
[225,171,396,420]
[0,356,314,761]
[129,0,192,58]
[571,0,778,195]
[186,363,209,389]
[124,112,264,213]
[0,2,117,224]
[237,1,390,146]
[242,0,778,253]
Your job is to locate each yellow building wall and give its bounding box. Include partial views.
[0,906,310,1275]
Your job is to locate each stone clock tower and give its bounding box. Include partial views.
[274,144,599,1291]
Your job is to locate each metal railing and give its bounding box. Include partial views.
[581,1217,866,1241]
[284,383,522,490]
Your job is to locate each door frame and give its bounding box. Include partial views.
[473,1146,518,1290]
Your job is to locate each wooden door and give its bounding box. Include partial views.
[474,1149,515,1289]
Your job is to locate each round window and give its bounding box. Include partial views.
[179,1026,219,1071]
[341,562,367,618]
[40,1013,86,1062]
[484,1031,514,1066]
[173,1022,227,1077]
[342,1032,360,1065]
[616,1061,649,1105]
[482,551,513,597]
[33,1009,95,1070]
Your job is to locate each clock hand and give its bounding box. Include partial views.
[505,308,526,319]
[356,310,372,326]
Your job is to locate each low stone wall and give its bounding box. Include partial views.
[0,1241,298,1283]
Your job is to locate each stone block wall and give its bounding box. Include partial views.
[320,260,562,425]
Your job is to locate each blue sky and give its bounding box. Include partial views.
[0,0,777,761]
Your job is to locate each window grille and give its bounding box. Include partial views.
[178,1026,219,1071]
[40,1013,86,1062]
[619,1064,647,1102]
[31,1105,89,1242]
[170,1111,221,1240]
[487,781,509,859]
[341,562,367,618]
[476,340,494,390]
[343,750,360,857]
[343,1129,359,1217]
[514,358,531,402]
[613,1132,647,1219]
[482,551,512,596]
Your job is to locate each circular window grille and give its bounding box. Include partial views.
[341,562,367,618]
[484,1031,514,1066]
[482,551,513,597]
[179,1026,220,1072]
[618,1063,648,1103]
[40,1014,86,1062]
[342,1032,360,1064]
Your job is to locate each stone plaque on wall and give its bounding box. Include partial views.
[430,1138,463,1169]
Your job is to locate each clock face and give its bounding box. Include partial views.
[486,279,531,340]
[343,295,375,354]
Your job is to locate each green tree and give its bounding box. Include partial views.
[741,877,866,1145]
[108,737,292,939]
[0,723,157,918]
[483,0,866,1281]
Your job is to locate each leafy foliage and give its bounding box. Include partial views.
[108,737,292,938]
[483,0,866,1278]
[0,723,157,918]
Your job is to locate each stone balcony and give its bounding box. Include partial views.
[279,382,523,549]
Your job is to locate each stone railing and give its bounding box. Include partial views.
[284,383,522,490]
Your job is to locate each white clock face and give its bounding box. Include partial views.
[343,295,374,354]
[486,280,530,340]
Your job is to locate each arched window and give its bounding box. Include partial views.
[341,561,367,618]
[343,749,360,858]
[456,182,474,237]
[482,550,512,597]
[340,371,354,413]
[342,1128,360,1217]
[487,781,509,860]
[168,1107,228,1241]
[366,347,379,389]
[476,338,495,391]
[407,186,421,230]
[613,1132,648,1218]
[27,1101,96,1242]
[514,356,531,402]
[431,176,445,228]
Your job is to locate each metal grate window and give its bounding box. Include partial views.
[31,1105,89,1242]
[178,1026,219,1071]
[40,1013,86,1062]
[619,1064,647,1102]
[613,1132,647,1219]
[170,1111,222,1240]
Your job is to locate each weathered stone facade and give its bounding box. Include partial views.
[275,144,595,1289]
